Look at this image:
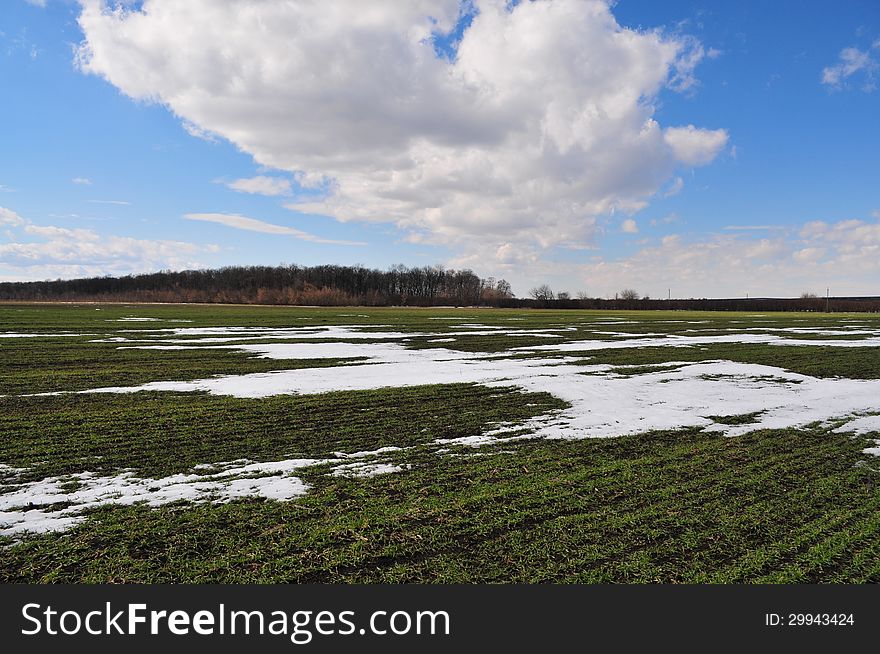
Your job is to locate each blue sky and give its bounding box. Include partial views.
[1,0,878,297]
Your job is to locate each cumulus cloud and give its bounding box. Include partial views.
[0,206,216,281]
[71,177,93,185]
[75,0,727,257]
[183,212,366,246]
[800,218,880,245]
[822,44,878,91]
[0,207,26,227]
[621,218,639,234]
[525,215,880,298]
[441,211,880,297]
[663,125,729,166]
[224,176,292,197]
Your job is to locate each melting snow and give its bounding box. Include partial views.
[0,332,85,338]
[4,318,880,536]
[0,458,322,536]
[0,447,409,536]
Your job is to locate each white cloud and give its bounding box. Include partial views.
[0,207,26,227]
[822,45,878,91]
[649,213,680,227]
[25,0,48,7]
[71,177,93,185]
[88,199,130,205]
[663,176,684,197]
[76,0,726,258]
[224,176,292,197]
[181,120,219,143]
[0,206,217,281]
[553,216,880,298]
[448,213,880,298]
[793,247,825,263]
[183,212,365,246]
[621,218,639,234]
[663,125,729,166]
[800,218,880,245]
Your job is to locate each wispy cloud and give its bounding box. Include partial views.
[71,177,93,185]
[88,199,131,205]
[184,212,366,246]
[822,42,879,91]
[181,120,218,143]
[222,176,292,197]
[663,177,684,197]
[650,213,681,227]
[0,206,216,281]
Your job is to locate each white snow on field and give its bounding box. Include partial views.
[521,332,880,352]
[0,332,85,338]
[119,325,423,340]
[77,343,880,445]
[47,326,880,443]
[835,416,880,458]
[0,458,319,536]
[112,317,162,322]
[834,415,880,437]
[97,324,574,344]
[0,446,408,536]
[330,462,408,478]
[4,318,880,535]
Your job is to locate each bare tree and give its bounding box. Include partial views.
[495,279,513,298]
[529,284,555,301]
[480,277,515,303]
[556,291,570,300]
[619,288,640,301]
[576,290,590,300]
[800,291,818,299]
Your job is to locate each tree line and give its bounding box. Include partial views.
[1,265,877,311]
[0,264,513,307]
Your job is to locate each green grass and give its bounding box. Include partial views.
[1,302,879,583]
[0,338,367,395]
[1,426,877,583]
[574,343,880,379]
[0,385,565,481]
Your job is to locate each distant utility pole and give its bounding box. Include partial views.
[826,287,830,313]
[668,288,671,300]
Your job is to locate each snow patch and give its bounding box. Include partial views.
[0,458,323,537]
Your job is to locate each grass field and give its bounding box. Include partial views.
[2,303,879,582]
